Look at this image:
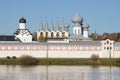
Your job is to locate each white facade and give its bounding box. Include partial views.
[19,23,26,29]
[73,27,81,35]
[36,18,69,40]
[1,12,120,59]
[83,31,89,38]
[0,39,120,58]
[14,17,32,42]
[69,11,90,41]
[83,24,89,38]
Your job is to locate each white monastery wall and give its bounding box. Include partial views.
[113,46,120,58]
[0,39,120,58]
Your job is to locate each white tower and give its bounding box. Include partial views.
[72,11,83,35]
[83,24,89,38]
[19,17,26,29]
[14,17,32,42]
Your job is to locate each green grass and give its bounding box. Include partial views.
[0,58,120,66]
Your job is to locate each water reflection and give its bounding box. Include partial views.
[0,65,120,80]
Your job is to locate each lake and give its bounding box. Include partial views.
[0,65,120,80]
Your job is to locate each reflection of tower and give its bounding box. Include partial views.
[72,11,83,35]
[83,24,89,38]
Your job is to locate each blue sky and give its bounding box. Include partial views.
[0,0,120,35]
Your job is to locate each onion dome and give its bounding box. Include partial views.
[19,17,26,23]
[64,22,70,28]
[83,24,89,28]
[72,11,83,23]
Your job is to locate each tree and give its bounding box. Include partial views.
[38,35,45,42]
[116,33,120,42]
[91,54,99,61]
[90,33,97,40]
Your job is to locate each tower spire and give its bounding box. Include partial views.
[45,17,49,30]
[62,17,65,31]
[75,9,80,16]
[56,17,60,30]
[40,17,44,30]
[51,17,54,30]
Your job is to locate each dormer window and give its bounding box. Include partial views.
[107,41,109,44]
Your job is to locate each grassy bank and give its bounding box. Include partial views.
[0,58,120,66]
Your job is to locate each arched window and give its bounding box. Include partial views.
[51,32,54,38]
[62,32,65,38]
[46,32,48,38]
[40,32,43,36]
[78,29,80,34]
[56,32,59,38]
[75,30,76,34]
[107,41,109,44]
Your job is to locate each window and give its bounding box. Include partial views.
[110,47,112,50]
[46,32,48,38]
[104,47,106,50]
[75,30,76,34]
[51,32,54,38]
[107,47,109,50]
[56,32,59,38]
[78,30,79,34]
[107,41,109,44]
[104,43,106,45]
[62,32,65,38]
[40,32,43,36]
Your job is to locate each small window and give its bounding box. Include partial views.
[107,41,109,44]
[51,32,54,38]
[104,43,106,45]
[104,47,106,50]
[110,43,112,45]
[46,32,48,38]
[56,32,59,38]
[40,32,43,36]
[107,47,109,50]
[78,30,80,34]
[75,30,76,34]
[110,47,112,50]
[62,32,65,38]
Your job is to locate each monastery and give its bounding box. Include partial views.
[0,12,120,58]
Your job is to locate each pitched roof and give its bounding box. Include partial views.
[69,34,92,40]
[0,35,15,41]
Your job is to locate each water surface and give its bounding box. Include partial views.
[0,65,120,80]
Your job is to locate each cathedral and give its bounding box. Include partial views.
[36,11,91,43]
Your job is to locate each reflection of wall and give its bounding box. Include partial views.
[0,65,119,80]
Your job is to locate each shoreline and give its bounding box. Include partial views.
[0,58,120,66]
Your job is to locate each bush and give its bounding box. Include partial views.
[115,58,120,66]
[91,54,99,61]
[12,56,17,60]
[19,55,39,65]
[6,56,10,60]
